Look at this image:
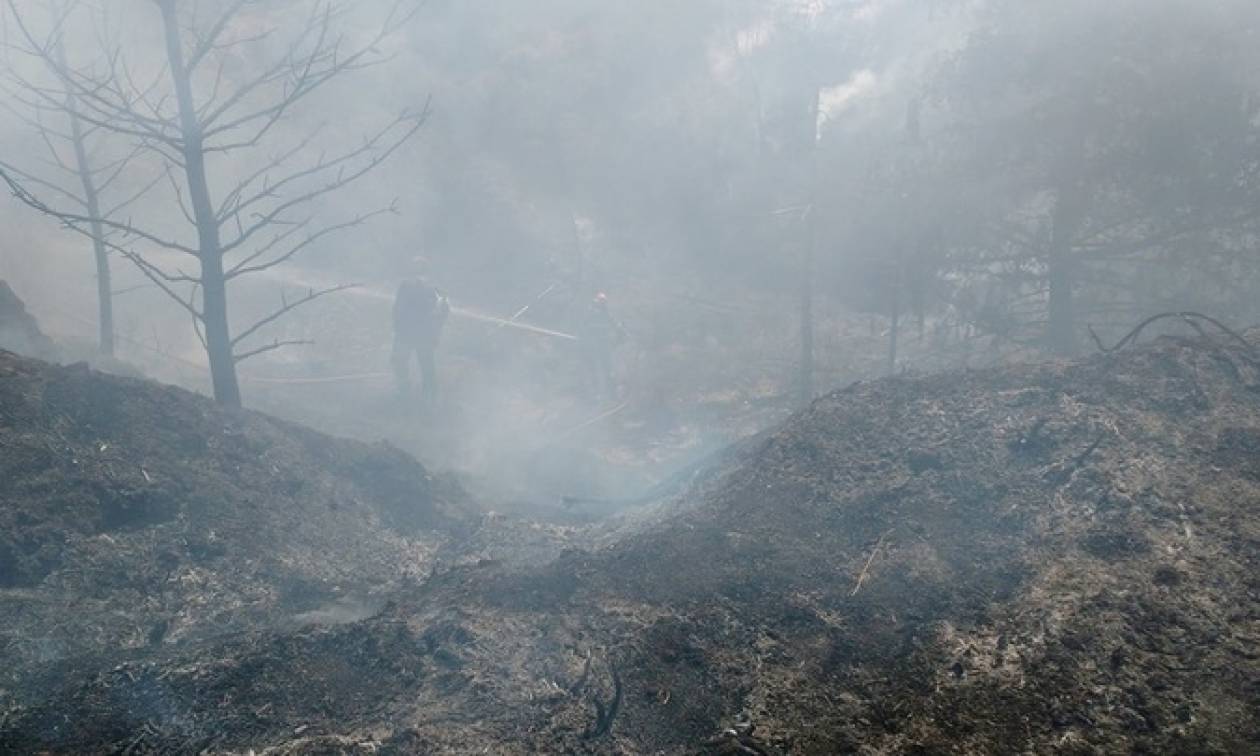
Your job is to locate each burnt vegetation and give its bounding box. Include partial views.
[1,329,1259,752]
[1,0,1260,754]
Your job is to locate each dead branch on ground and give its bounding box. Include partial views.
[851,529,892,597]
[1088,312,1256,356]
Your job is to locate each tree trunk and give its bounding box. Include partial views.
[199,250,238,405]
[54,20,113,357]
[888,267,900,376]
[89,222,114,357]
[158,0,241,407]
[71,121,114,358]
[1046,189,1080,356]
[798,180,816,406]
[799,236,815,406]
[797,85,821,407]
[1046,248,1074,355]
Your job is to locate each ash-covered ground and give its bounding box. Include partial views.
[2,331,1259,754]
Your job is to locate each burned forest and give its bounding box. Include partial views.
[2,1,1260,754]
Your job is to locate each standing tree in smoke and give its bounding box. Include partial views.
[0,0,425,407]
[936,0,1260,355]
[0,0,158,358]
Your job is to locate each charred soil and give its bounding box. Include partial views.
[4,335,1260,754]
[0,350,471,711]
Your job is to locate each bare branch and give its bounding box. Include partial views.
[189,282,208,351]
[233,338,314,364]
[91,142,145,194]
[161,163,197,226]
[220,109,426,253]
[214,124,324,222]
[0,165,199,255]
[120,249,203,320]
[0,94,73,144]
[8,62,181,146]
[198,2,331,132]
[100,169,163,219]
[116,52,174,126]
[194,54,230,122]
[224,216,313,277]
[201,0,415,142]
[226,202,397,279]
[0,158,86,209]
[231,283,355,347]
[184,0,253,73]
[3,0,182,145]
[34,112,76,172]
[12,191,204,321]
[110,283,155,297]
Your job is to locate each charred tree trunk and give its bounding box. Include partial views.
[1046,189,1080,356]
[69,110,113,358]
[798,186,816,406]
[887,262,901,376]
[53,21,113,357]
[799,234,815,405]
[797,85,821,407]
[159,0,240,407]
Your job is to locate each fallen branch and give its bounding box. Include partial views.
[1046,430,1108,486]
[1088,312,1256,356]
[851,529,892,597]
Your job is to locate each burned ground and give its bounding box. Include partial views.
[0,350,471,701]
[3,335,1260,754]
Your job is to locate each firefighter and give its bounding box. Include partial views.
[391,275,450,404]
[578,291,625,401]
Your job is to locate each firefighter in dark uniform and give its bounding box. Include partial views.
[392,276,449,404]
[578,291,625,401]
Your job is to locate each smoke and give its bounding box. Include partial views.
[5,0,1260,513]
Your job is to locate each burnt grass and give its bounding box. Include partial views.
[3,336,1260,754]
[0,351,470,708]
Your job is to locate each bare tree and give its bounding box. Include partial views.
[0,0,157,357]
[0,0,426,407]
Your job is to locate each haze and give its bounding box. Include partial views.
[2,2,1260,751]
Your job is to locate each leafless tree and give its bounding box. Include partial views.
[0,0,158,357]
[0,0,426,407]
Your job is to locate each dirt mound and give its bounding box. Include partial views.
[5,336,1260,754]
[0,350,471,701]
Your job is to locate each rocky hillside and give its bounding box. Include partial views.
[4,333,1260,754]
